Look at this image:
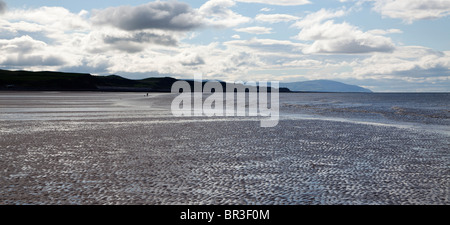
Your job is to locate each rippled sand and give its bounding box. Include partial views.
[0,92,448,205]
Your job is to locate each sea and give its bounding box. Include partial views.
[280,92,450,135]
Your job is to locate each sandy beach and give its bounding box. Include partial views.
[0,92,448,205]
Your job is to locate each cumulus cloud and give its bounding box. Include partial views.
[178,52,206,66]
[91,0,251,32]
[352,46,450,77]
[297,21,395,54]
[291,8,348,28]
[236,0,311,6]
[293,9,395,54]
[0,36,66,67]
[225,38,305,55]
[0,20,48,34]
[199,0,251,28]
[91,1,204,31]
[2,54,66,67]
[370,0,450,23]
[255,14,300,23]
[0,36,46,53]
[235,26,272,34]
[5,7,90,31]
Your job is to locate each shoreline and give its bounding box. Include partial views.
[1,90,449,94]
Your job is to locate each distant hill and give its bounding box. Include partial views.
[0,69,177,92]
[281,80,372,93]
[0,69,289,92]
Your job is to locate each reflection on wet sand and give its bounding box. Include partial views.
[0,92,448,204]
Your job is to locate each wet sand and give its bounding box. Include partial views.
[0,92,448,205]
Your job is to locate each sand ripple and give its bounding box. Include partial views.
[0,118,448,205]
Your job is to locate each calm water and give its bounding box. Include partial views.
[280,93,450,135]
[1,92,449,134]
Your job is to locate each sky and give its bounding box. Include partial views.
[0,0,449,92]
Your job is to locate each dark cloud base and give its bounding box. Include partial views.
[104,32,178,46]
[91,1,203,31]
[2,55,66,67]
[0,0,6,14]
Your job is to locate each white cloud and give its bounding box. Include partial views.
[298,22,396,54]
[292,8,347,28]
[0,35,46,54]
[0,6,94,71]
[370,0,450,23]
[219,38,309,75]
[2,54,66,67]
[178,52,206,66]
[235,26,273,34]
[260,8,273,12]
[368,28,403,35]
[225,38,305,56]
[351,46,450,78]
[293,9,395,54]
[0,20,47,34]
[1,6,91,45]
[232,34,241,39]
[236,0,311,6]
[199,0,251,28]
[282,59,322,67]
[0,36,67,68]
[5,7,90,31]
[255,14,300,23]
